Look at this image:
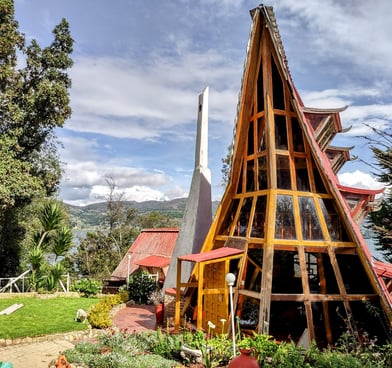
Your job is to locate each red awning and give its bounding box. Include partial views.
[179,247,244,263]
[135,255,171,268]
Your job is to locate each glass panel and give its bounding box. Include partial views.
[311,302,327,348]
[251,195,267,238]
[275,195,296,239]
[306,252,339,294]
[257,156,267,190]
[336,254,374,294]
[218,199,240,235]
[246,160,255,192]
[235,197,253,236]
[236,162,243,194]
[257,58,264,112]
[295,157,310,191]
[349,301,391,345]
[277,155,291,190]
[312,161,327,193]
[247,121,254,155]
[271,55,285,110]
[257,117,266,152]
[328,301,348,343]
[275,115,288,149]
[319,199,350,241]
[245,249,263,291]
[291,117,304,152]
[270,301,306,342]
[272,251,303,293]
[298,197,324,240]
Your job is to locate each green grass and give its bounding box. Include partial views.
[0,296,99,339]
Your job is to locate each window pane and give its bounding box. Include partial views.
[257,156,267,190]
[312,161,327,193]
[257,117,266,152]
[277,155,291,190]
[251,196,267,238]
[298,197,324,240]
[218,199,240,235]
[275,195,296,239]
[275,115,288,149]
[271,55,285,110]
[247,121,254,155]
[236,197,253,236]
[291,117,304,152]
[295,157,310,192]
[257,58,264,112]
[319,198,350,241]
[246,160,255,192]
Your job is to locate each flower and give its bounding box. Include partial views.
[148,289,164,305]
[207,321,216,329]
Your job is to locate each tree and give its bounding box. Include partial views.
[27,201,73,291]
[0,0,73,276]
[364,125,392,262]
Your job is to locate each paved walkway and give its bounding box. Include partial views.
[0,304,156,368]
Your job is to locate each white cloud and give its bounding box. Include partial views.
[338,170,384,190]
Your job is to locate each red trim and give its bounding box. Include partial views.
[179,247,244,262]
[337,184,384,195]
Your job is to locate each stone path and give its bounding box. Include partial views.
[0,339,75,368]
[0,304,156,367]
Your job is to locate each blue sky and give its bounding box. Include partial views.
[14,0,392,206]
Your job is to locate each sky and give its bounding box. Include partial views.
[13,0,392,206]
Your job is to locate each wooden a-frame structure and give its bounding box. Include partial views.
[175,5,392,346]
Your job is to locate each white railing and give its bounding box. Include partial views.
[0,271,70,293]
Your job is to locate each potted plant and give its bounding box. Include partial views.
[148,289,164,325]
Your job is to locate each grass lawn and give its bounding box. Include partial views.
[0,296,99,339]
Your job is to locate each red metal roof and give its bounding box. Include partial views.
[374,260,392,279]
[179,247,244,263]
[111,228,179,279]
[136,255,171,268]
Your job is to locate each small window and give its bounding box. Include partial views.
[275,115,288,150]
[271,55,285,110]
[277,155,291,190]
[247,121,254,156]
[246,160,255,192]
[319,198,350,241]
[257,117,266,152]
[291,117,304,152]
[312,162,327,193]
[251,195,267,238]
[218,199,240,235]
[295,157,310,192]
[298,197,324,240]
[257,58,264,112]
[258,156,268,190]
[275,195,296,239]
[236,197,253,236]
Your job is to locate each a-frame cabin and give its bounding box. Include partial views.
[174,5,392,347]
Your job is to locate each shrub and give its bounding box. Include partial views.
[72,279,102,297]
[127,270,157,304]
[87,294,122,328]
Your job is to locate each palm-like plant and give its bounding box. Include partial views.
[27,201,73,291]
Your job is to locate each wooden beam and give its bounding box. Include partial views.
[175,259,182,330]
[298,247,315,340]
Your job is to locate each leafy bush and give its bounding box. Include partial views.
[87,294,122,328]
[72,278,102,297]
[65,328,392,368]
[127,270,157,304]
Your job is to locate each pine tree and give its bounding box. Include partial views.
[366,126,392,262]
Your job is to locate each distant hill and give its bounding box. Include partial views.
[65,198,219,230]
